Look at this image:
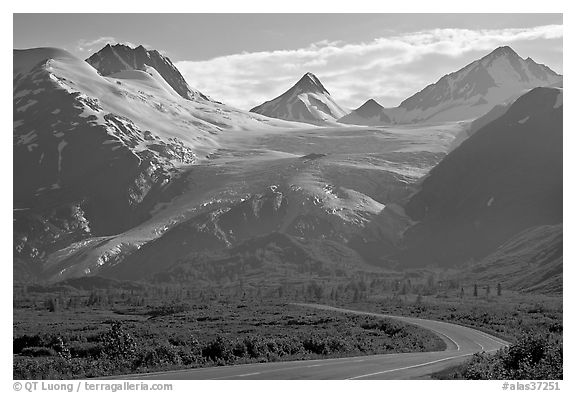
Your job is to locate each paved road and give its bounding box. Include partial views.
[108,303,509,380]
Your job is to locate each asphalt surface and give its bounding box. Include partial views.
[107,303,509,380]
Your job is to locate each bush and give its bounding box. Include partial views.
[460,333,562,380]
[135,343,182,368]
[243,336,268,358]
[176,346,203,366]
[13,357,89,379]
[14,335,43,354]
[327,337,350,353]
[68,342,102,359]
[147,303,190,318]
[99,322,136,360]
[232,340,247,358]
[20,346,58,357]
[202,336,235,362]
[275,337,304,356]
[360,319,403,336]
[302,335,330,355]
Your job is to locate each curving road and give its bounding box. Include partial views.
[108,303,509,380]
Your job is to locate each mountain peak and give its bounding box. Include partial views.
[338,97,390,125]
[394,45,561,122]
[353,98,384,117]
[86,44,208,101]
[357,98,383,110]
[293,72,329,94]
[249,72,346,125]
[484,45,521,60]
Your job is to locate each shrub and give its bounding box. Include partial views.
[327,337,350,353]
[243,336,268,358]
[68,342,102,359]
[49,336,71,360]
[302,335,330,355]
[99,322,136,360]
[136,343,182,368]
[202,336,234,362]
[14,335,43,354]
[20,346,58,357]
[13,357,89,379]
[276,337,304,356]
[232,340,247,358]
[460,333,562,380]
[147,303,190,318]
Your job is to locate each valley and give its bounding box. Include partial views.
[12,34,563,381]
[22,118,462,283]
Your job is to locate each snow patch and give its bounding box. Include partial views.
[57,140,68,173]
[14,89,31,99]
[17,130,37,145]
[27,143,38,152]
[16,99,38,112]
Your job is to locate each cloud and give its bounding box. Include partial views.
[175,25,562,110]
[76,37,153,55]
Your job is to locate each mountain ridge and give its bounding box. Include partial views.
[339,46,562,125]
[85,43,210,101]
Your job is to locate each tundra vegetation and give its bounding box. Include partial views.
[13,273,561,379]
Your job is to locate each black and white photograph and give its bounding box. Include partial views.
[9,7,566,386]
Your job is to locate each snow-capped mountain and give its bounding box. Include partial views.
[338,98,390,125]
[86,43,209,101]
[13,46,305,280]
[339,46,562,125]
[250,72,348,125]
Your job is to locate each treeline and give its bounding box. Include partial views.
[14,273,505,313]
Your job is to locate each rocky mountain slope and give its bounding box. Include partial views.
[250,72,348,125]
[85,43,209,101]
[106,231,378,283]
[13,46,305,281]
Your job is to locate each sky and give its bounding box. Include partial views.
[13,14,563,110]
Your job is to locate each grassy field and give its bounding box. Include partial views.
[342,289,562,379]
[343,290,562,342]
[13,284,445,379]
[13,277,562,380]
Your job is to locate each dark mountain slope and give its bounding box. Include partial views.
[463,224,562,294]
[401,87,562,267]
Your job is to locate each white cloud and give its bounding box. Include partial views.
[176,25,562,110]
[76,37,153,55]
